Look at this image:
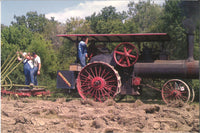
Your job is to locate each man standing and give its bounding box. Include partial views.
[17,51,34,86]
[30,52,41,86]
[78,36,88,68]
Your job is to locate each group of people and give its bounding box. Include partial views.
[17,51,41,87]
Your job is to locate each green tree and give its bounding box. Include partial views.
[86,6,128,34]
[159,0,187,59]
[11,11,48,33]
[42,18,65,49]
[1,25,33,57]
[65,17,93,34]
[57,39,77,70]
[127,0,163,33]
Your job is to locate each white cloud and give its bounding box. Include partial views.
[45,1,130,23]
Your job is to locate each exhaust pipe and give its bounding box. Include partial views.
[187,33,194,61]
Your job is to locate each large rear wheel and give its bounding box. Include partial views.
[77,62,121,102]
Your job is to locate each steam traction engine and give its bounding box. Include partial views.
[56,33,199,104]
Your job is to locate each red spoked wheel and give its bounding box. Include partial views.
[162,79,191,104]
[113,42,139,67]
[77,62,121,102]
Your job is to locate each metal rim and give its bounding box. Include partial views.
[113,42,139,67]
[190,87,195,103]
[77,62,121,102]
[161,79,191,104]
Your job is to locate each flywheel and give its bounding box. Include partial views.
[113,42,139,67]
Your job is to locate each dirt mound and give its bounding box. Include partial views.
[1,97,199,133]
[167,100,186,108]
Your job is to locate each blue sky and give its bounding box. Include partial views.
[1,0,165,26]
[1,0,82,25]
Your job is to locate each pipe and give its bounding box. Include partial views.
[134,60,199,79]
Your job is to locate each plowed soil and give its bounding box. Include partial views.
[1,97,199,133]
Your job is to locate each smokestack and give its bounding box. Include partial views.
[180,0,200,61]
[183,18,195,61]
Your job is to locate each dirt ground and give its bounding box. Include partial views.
[1,97,199,133]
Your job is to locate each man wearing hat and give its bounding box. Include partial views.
[17,51,34,85]
[30,52,41,86]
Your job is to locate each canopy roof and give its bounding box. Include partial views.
[57,33,170,43]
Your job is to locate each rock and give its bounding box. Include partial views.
[81,114,95,120]
[2,111,9,117]
[145,106,160,113]
[153,122,160,130]
[31,118,38,126]
[104,127,122,133]
[15,116,27,124]
[81,99,95,106]
[134,99,144,107]
[160,123,170,130]
[51,120,60,125]
[91,118,105,129]
[37,119,45,126]
[167,100,185,108]
[104,99,116,106]
[14,102,25,108]
[31,118,45,126]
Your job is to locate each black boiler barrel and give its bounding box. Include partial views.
[134,60,199,79]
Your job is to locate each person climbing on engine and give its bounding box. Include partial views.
[78,36,88,68]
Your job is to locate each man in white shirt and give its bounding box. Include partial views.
[30,52,41,86]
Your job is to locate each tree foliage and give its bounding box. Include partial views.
[128,0,163,32]
[86,6,128,34]
[11,11,48,33]
[160,0,187,59]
